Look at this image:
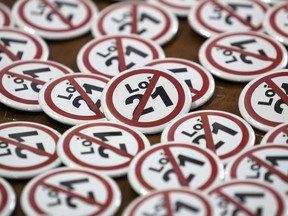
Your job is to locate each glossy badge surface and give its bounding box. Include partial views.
[91,1,178,45]
[0,121,61,179]
[0,60,73,112]
[21,167,121,216]
[39,73,109,125]
[238,70,288,132]
[199,31,287,82]
[101,67,192,134]
[57,121,150,177]
[12,0,98,40]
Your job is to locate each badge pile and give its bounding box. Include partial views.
[0,0,287,215]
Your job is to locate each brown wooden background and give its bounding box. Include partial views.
[1,1,265,215]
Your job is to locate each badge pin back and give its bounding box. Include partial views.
[128,142,224,195]
[0,2,13,27]
[90,1,179,45]
[39,73,109,126]
[12,0,98,40]
[101,67,192,134]
[0,177,16,216]
[225,144,288,200]
[263,2,288,46]
[188,0,267,38]
[57,121,150,178]
[122,188,215,216]
[0,27,49,69]
[20,167,122,216]
[0,121,61,179]
[0,59,73,112]
[208,179,287,216]
[261,122,288,145]
[161,110,256,164]
[145,57,215,110]
[77,34,165,79]
[147,0,199,17]
[238,70,288,132]
[199,31,288,82]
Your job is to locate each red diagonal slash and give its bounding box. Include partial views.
[115,38,127,72]
[265,79,288,106]
[132,73,160,122]
[43,0,75,29]
[163,147,189,187]
[216,190,259,216]
[247,153,288,182]
[163,191,173,216]
[0,136,53,157]
[0,44,19,61]
[131,4,138,34]
[42,182,104,206]
[6,71,46,85]
[215,44,276,62]
[75,132,134,159]
[211,0,260,31]
[68,78,105,118]
[200,114,216,153]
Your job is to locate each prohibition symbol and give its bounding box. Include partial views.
[39,74,109,126]
[57,121,150,177]
[188,0,267,38]
[128,142,223,195]
[208,180,286,216]
[0,60,73,112]
[261,122,288,145]
[239,70,288,132]
[199,31,287,82]
[263,3,288,46]
[0,121,61,179]
[101,67,192,134]
[12,0,98,40]
[0,28,49,69]
[0,177,16,216]
[91,1,179,45]
[226,144,288,200]
[122,188,214,216]
[0,2,12,27]
[77,34,165,78]
[161,110,255,164]
[146,58,215,110]
[21,167,121,216]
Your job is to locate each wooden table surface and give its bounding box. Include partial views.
[1,1,265,215]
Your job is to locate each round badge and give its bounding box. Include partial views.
[122,188,214,216]
[147,0,199,17]
[199,31,288,82]
[188,0,267,38]
[21,167,121,216]
[225,144,288,201]
[128,142,224,195]
[0,177,16,216]
[0,27,49,69]
[77,34,165,79]
[0,59,73,112]
[145,58,215,110]
[0,2,12,27]
[12,0,98,40]
[101,67,192,134]
[57,121,150,177]
[0,121,61,179]
[238,70,288,132]
[39,73,109,126]
[90,1,179,45]
[261,122,288,145]
[208,180,286,216]
[161,110,255,164]
[263,3,288,46]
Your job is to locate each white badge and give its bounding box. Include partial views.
[261,122,288,145]
[12,0,98,40]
